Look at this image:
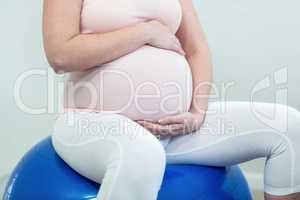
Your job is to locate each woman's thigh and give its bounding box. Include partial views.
[52,111,166,184]
[165,101,295,166]
[165,101,300,195]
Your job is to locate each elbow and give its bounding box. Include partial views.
[48,54,71,74]
[48,52,91,74]
[49,60,66,74]
[44,45,69,74]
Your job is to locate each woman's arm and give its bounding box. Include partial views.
[43,0,183,74]
[177,0,213,114]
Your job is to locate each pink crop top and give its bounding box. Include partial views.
[63,0,193,121]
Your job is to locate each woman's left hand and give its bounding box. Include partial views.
[136,111,206,138]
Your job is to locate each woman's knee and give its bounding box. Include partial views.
[255,103,300,135]
[131,135,166,172]
[119,133,166,186]
[275,104,300,141]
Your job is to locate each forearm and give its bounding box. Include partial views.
[46,22,151,73]
[187,50,213,114]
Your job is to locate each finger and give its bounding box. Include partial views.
[167,124,185,135]
[147,123,167,133]
[136,120,157,125]
[138,120,160,129]
[169,124,185,130]
[135,120,146,126]
[169,36,182,52]
[142,122,171,135]
[158,115,185,125]
[169,44,182,55]
[176,46,185,55]
[150,123,184,136]
[148,126,170,137]
[136,120,156,125]
[136,120,185,136]
[173,38,185,55]
[135,120,146,124]
[172,41,185,55]
[136,121,157,131]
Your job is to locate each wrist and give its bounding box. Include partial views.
[189,105,207,115]
[190,108,207,124]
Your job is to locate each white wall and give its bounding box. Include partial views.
[0,0,299,193]
[194,0,300,189]
[0,1,58,177]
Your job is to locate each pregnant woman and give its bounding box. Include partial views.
[43,0,300,199]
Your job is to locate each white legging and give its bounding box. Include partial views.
[52,101,300,199]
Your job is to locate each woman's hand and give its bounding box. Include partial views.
[136,111,206,138]
[145,20,185,55]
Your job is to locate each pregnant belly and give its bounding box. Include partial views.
[64,45,193,121]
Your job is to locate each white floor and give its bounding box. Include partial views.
[245,172,264,200]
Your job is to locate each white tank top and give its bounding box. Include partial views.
[64,0,193,121]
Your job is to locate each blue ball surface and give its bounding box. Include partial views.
[4,137,253,200]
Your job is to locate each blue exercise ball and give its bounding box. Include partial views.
[4,137,253,200]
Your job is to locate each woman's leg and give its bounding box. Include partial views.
[52,111,166,200]
[165,101,300,200]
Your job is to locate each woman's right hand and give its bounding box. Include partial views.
[144,20,185,55]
